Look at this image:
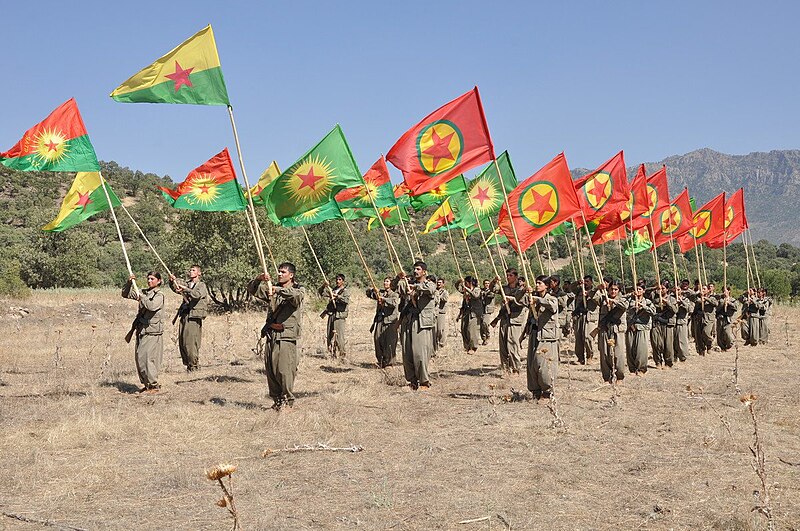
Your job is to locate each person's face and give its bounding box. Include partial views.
[535,279,547,294]
[336,277,344,288]
[414,265,424,279]
[483,280,490,289]
[277,267,293,285]
[189,266,200,279]
[436,279,444,289]
[635,286,644,298]
[701,285,709,296]
[609,285,620,298]
[506,271,517,284]
[384,279,392,290]
[584,279,593,288]
[147,274,160,289]
[708,284,715,293]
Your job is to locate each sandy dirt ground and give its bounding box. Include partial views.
[0,289,798,530]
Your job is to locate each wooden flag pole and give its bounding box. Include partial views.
[375,221,399,276]
[564,233,578,281]
[486,217,508,271]
[460,229,479,278]
[493,158,534,286]
[617,238,626,289]
[301,226,335,301]
[444,216,464,281]
[254,220,279,275]
[407,217,424,258]
[532,240,546,275]
[580,211,605,282]
[543,236,554,275]
[227,105,268,276]
[341,218,379,295]
[746,228,762,288]
[395,211,417,262]
[118,202,173,278]
[358,161,406,271]
[647,218,663,306]
[743,229,755,288]
[668,237,680,289]
[573,223,587,308]
[465,199,502,281]
[723,233,728,291]
[99,173,137,296]
[698,243,709,286]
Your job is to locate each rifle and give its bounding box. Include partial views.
[124,320,138,343]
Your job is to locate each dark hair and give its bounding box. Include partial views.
[535,275,549,283]
[583,275,593,281]
[413,261,427,271]
[550,275,560,283]
[191,264,202,271]
[506,268,518,276]
[278,262,296,274]
[608,279,620,289]
[464,275,476,286]
[427,274,437,282]
[336,273,345,282]
[147,271,163,285]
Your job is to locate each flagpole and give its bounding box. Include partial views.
[747,228,762,287]
[254,220,279,274]
[227,105,268,276]
[362,189,404,272]
[723,233,728,291]
[465,197,502,281]
[340,218,379,295]
[300,226,335,300]
[647,218,663,306]
[118,202,173,278]
[394,211,417,261]
[564,233,578,281]
[580,210,605,282]
[493,158,534,286]
[407,217,424,258]
[98,172,138,296]
[486,217,508,271]
[532,240,545,275]
[617,238,626,290]
[572,223,587,309]
[460,230,479,278]
[743,229,755,288]
[372,219,398,276]
[699,243,709,286]
[543,236,554,275]
[444,216,464,281]
[668,237,680,289]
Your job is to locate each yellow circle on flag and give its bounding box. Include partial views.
[519,181,559,228]
[724,205,734,229]
[642,184,659,218]
[660,205,682,235]
[691,210,712,238]
[583,171,612,210]
[416,120,464,176]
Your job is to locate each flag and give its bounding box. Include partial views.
[42,172,121,232]
[497,153,582,252]
[394,183,411,208]
[386,87,494,195]
[423,197,456,234]
[158,148,246,211]
[0,98,99,172]
[367,205,410,230]
[677,192,725,253]
[464,216,495,237]
[409,174,467,211]
[574,151,629,225]
[624,227,653,255]
[591,163,650,242]
[482,226,509,247]
[429,191,475,233]
[110,25,229,105]
[249,161,281,206]
[265,125,362,221]
[651,188,693,248]
[335,156,396,210]
[462,150,518,223]
[280,200,342,227]
[630,166,669,230]
[706,188,747,248]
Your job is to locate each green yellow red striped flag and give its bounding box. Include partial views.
[42,172,121,232]
[110,25,229,105]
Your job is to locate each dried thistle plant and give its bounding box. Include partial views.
[53,329,64,369]
[739,395,775,530]
[206,463,240,530]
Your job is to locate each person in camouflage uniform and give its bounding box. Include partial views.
[367,277,400,368]
[169,265,208,372]
[122,272,165,393]
[319,273,350,358]
[526,275,560,400]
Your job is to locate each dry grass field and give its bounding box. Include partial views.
[1,289,798,530]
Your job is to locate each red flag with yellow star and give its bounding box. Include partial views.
[497,153,581,252]
[158,148,246,211]
[677,192,725,252]
[706,188,748,248]
[591,163,649,243]
[386,87,494,195]
[650,188,693,248]
[630,166,670,230]
[574,151,629,225]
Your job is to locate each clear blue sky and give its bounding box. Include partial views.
[1,0,797,184]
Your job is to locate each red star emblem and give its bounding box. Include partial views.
[297,167,324,190]
[380,209,392,220]
[435,214,451,228]
[75,191,92,211]
[46,139,60,152]
[524,189,555,219]
[472,186,491,207]
[586,178,608,205]
[198,184,210,195]
[665,209,679,229]
[423,129,455,171]
[166,61,194,92]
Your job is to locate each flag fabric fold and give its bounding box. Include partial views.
[0,98,100,172]
[650,188,693,248]
[631,166,669,230]
[706,188,747,248]
[574,150,629,224]
[110,25,230,105]
[158,148,246,211]
[386,87,494,195]
[409,174,467,211]
[678,192,726,252]
[335,156,396,211]
[42,172,121,232]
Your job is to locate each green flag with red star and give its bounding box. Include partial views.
[110,25,229,105]
[279,200,342,227]
[0,98,100,172]
[265,125,362,221]
[42,172,121,232]
[367,205,410,230]
[335,156,396,211]
[462,150,517,222]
